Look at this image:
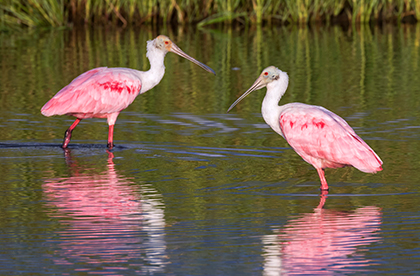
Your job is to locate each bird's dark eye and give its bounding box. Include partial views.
[165,41,169,45]
[264,72,268,76]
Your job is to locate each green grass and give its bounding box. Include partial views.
[1,0,420,28]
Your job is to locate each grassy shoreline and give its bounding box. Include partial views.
[1,0,420,29]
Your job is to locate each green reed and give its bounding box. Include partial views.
[1,0,420,28]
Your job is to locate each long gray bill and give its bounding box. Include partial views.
[227,78,265,113]
[171,44,216,75]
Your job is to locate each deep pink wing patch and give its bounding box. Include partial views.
[98,81,137,94]
[41,67,142,117]
[279,106,382,173]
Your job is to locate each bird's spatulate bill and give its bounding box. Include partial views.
[170,44,216,75]
[227,77,265,113]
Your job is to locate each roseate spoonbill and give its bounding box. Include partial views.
[41,35,215,149]
[227,66,382,190]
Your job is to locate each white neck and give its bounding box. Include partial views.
[261,71,289,137]
[138,40,167,93]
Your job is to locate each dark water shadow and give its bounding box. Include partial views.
[262,193,382,275]
[0,142,130,149]
[0,141,284,157]
[0,142,61,148]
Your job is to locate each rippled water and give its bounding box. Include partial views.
[1,25,420,274]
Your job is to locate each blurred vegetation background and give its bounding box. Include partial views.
[1,0,420,29]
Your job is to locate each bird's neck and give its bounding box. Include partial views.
[261,72,289,137]
[139,40,167,93]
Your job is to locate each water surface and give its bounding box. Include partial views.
[1,25,420,274]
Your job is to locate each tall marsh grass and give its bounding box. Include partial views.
[1,0,420,28]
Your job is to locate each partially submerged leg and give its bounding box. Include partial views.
[107,112,119,149]
[107,125,115,149]
[62,118,81,149]
[316,168,329,191]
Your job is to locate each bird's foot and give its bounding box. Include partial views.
[107,143,115,149]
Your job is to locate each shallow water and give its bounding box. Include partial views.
[1,25,420,274]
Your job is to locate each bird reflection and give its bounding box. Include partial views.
[43,149,167,273]
[262,192,381,275]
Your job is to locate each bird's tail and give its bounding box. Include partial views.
[351,134,383,173]
[41,101,55,116]
[41,97,66,116]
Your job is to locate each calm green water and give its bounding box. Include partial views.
[1,24,420,274]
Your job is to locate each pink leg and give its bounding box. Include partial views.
[62,118,81,149]
[316,168,329,191]
[106,113,119,149]
[107,124,115,149]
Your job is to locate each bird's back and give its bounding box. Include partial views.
[41,67,142,117]
[278,103,382,173]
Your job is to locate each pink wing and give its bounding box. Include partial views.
[279,103,382,173]
[41,67,142,117]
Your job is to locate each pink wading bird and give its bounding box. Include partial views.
[227,66,383,191]
[41,35,215,149]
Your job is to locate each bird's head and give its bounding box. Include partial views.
[259,66,280,84]
[227,66,282,113]
[152,35,215,75]
[154,35,174,52]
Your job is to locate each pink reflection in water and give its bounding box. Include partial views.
[263,192,381,275]
[43,150,167,273]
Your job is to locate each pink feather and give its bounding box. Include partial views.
[279,103,382,174]
[41,67,142,117]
